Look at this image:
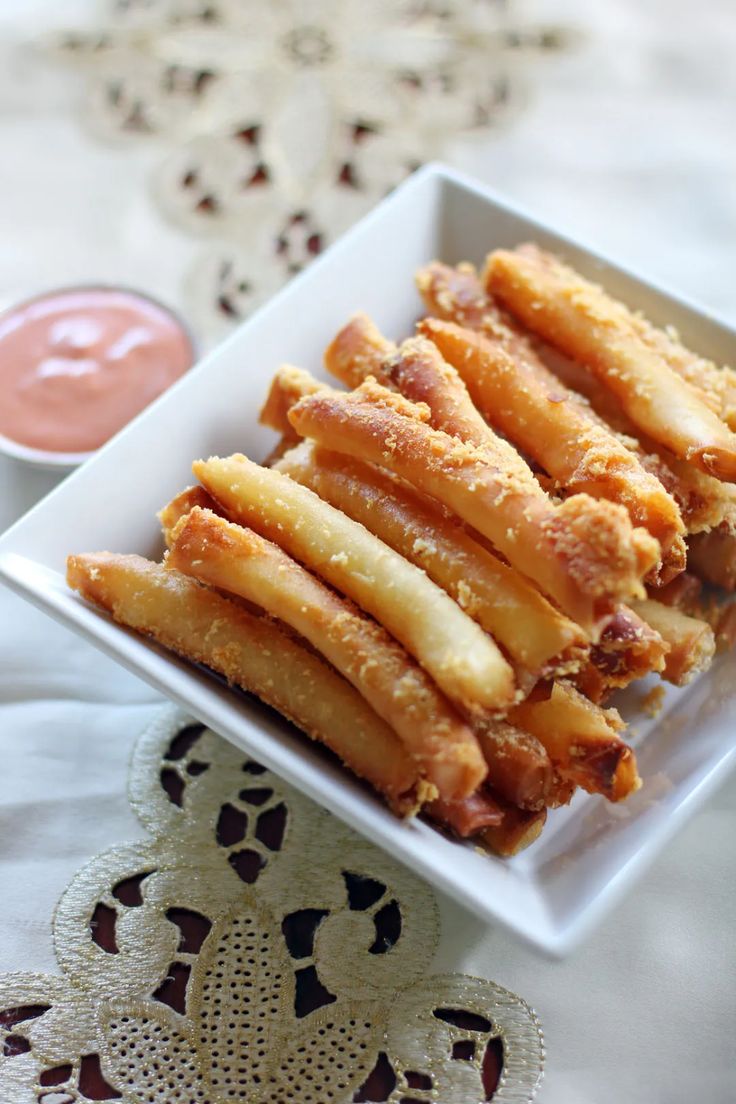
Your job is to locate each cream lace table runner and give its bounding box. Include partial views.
[0,708,543,1103]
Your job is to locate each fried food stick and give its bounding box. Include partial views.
[485,244,736,481]
[417,264,691,585]
[259,364,326,443]
[167,507,486,800]
[630,598,716,685]
[274,441,587,681]
[427,788,550,857]
[326,316,681,594]
[326,315,535,470]
[574,605,668,703]
[687,526,736,591]
[288,380,660,630]
[193,454,515,713]
[66,553,420,811]
[648,571,703,612]
[420,317,685,566]
[474,722,553,811]
[420,261,736,539]
[324,312,394,388]
[520,252,736,431]
[536,345,736,536]
[426,789,503,837]
[416,260,495,331]
[633,322,736,431]
[158,485,224,546]
[511,681,640,802]
[480,803,548,857]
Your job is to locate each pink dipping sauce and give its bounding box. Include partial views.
[0,288,194,454]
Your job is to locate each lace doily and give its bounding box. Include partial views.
[45,0,571,341]
[0,706,543,1103]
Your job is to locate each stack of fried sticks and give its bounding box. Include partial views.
[68,245,736,856]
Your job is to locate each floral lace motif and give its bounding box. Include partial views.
[45,0,571,341]
[0,706,543,1103]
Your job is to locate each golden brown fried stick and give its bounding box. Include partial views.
[326,315,528,459]
[474,722,553,811]
[275,441,587,681]
[167,507,486,801]
[630,598,716,685]
[193,454,515,713]
[535,341,736,537]
[511,681,640,802]
[324,312,394,388]
[585,271,736,429]
[480,802,548,857]
[426,789,504,837]
[416,266,688,584]
[288,379,660,630]
[259,364,327,441]
[485,244,736,481]
[260,366,329,440]
[425,261,736,543]
[383,334,499,445]
[574,605,668,703]
[416,260,495,330]
[66,553,420,811]
[649,572,703,612]
[158,485,224,547]
[420,317,685,565]
[687,526,736,591]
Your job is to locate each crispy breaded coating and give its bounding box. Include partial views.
[289,380,660,630]
[485,244,736,481]
[66,552,420,810]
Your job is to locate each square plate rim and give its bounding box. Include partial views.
[1,161,735,956]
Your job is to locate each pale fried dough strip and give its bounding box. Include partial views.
[66,553,420,810]
[538,346,736,535]
[417,267,688,583]
[511,681,640,802]
[167,507,486,801]
[638,326,736,431]
[326,318,540,484]
[420,317,685,561]
[275,441,587,680]
[288,380,660,629]
[687,526,736,591]
[383,334,499,446]
[545,260,736,430]
[485,244,736,481]
[159,485,224,546]
[324,312,394,388]
[193,454,515,713]
[259,364,326,441]
[630,598,716,685]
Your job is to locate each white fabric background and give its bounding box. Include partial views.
[1,2,735,1101]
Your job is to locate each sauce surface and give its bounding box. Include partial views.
[0,288,193,453]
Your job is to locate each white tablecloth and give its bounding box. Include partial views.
[1,2,735,1101]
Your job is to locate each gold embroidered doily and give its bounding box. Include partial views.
[0,706,543,1103]
[44,0,572,341]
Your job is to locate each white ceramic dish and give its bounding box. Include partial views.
[0,431,92,471]
[1,164,735,955]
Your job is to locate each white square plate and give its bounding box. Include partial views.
[1,164,735,955]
